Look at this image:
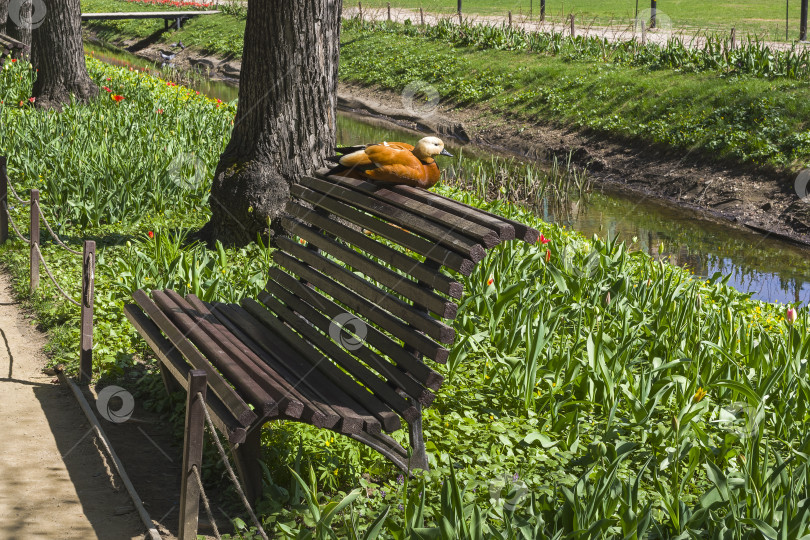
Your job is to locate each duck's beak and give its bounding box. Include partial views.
[440,149,454,157]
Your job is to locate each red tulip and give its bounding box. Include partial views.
[28,97,35,103]
[487,275,494,286]
[545,249,551,263]
[538,234,550,244]
[10,58,16,63]
[111,94,125,102]
[147,231,154,239]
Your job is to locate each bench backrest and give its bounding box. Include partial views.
[254,173,538,426]
[0,34,29,68]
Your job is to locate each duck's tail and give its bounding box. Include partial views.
[326,145,368,163]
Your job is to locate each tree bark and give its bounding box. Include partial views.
[0,0,9,37]
[31,0,98,109]
[6,0,32,52]
[199,0,343,246]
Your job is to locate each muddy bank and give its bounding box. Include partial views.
[337,83,810,247]
[87,33,810,247]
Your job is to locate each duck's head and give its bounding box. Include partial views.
[413,137,453,160]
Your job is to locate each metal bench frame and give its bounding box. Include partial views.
[126,171,538,503]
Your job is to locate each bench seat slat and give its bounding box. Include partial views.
[238,297,401,432]
[212,302,397,434]
[322,174,502,248]
[291,184,475,275]
[283,217,457,319]
[275,238,455,343]
[151,290,288,419]
[300,176,486,262]
[258,287,434,407]
[183,297,343,431]
[161,290,313,422]
[391,184,539,243]
[243,295,417,427]
[124,304,247,444]
[286,202,463,299]
[132,289,257,427]
[268,270,445,387]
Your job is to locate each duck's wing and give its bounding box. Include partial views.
[362,145,429,187]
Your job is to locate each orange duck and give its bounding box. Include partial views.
[328,136,453,189]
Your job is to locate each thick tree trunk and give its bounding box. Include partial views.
[0,0,8,37]
[199,0,343,246]
[6,0,32,51]
[31,0,98,109]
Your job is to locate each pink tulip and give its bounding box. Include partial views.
[787,307,798,324]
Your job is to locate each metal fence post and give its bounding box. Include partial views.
[541,0,546,21]
[79,240,95,384]
[650,0,657,29]
[29,189,39,292]
[179,370,207,540]
[0,156,7,245]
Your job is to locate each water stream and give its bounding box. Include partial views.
[86,43,810,306]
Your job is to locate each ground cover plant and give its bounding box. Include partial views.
[3,56,810,538]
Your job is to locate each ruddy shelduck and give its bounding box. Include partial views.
[329,136,454,189]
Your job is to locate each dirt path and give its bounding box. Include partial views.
[344,5,810,51]
[0,273,147,540]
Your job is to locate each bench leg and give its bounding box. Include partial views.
[159,361,183,395]
[230,426,263,506]
[407,407,429,471]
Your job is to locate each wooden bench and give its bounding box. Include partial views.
[81,11,220,31]
[0,33,29,67]
[125,172,538,503]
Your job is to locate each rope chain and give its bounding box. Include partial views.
[197,391,269,540]
[38,205,81,255]
[5,180,31,205]
[191,464,222,540]
[2,201,30,244]
[33,243,81,307]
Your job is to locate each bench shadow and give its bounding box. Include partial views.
[27,379,186,539]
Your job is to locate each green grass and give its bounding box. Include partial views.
[4,55,810,538]
[363,0,808,40]
[82,0,246,58]
[340,20,810,170]
[79,6,810,171]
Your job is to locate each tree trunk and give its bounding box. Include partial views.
[6,0,32,51]
[0,0,8,36]
[31,0,98,109]
[199,0,343,246]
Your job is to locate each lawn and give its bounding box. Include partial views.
[340,19,810,171]
[2,55,810,537]
[363,0,806,40]
[79,4,810,172]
